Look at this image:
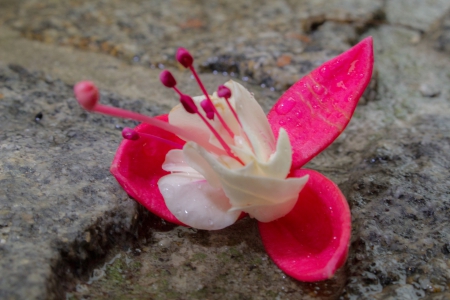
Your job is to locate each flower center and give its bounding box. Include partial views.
[74,47,248,165]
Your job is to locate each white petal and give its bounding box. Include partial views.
[158,174,240,230]
[221,174,308,208]
[189,143,309,216]
[168,94,239,149]
[225,80,276,161]
[183,142,221,188]
[168,104,212,145]
[237,195,299,223]
[161,149,197,173]
[254,128,293,178]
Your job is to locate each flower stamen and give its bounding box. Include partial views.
[217,85,241,126]
[159,70,244,165]
[176,93,244,165]
[122,127,184,149]
[176,48,235,138]
[74,81,226,156]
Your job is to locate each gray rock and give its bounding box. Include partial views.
[342,115,450,299]
[0,63,154,299]
[430,10,450,53]
[386,0,450,32]
[1,0,384,90]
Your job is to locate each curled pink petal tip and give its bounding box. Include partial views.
[159,70,177,88]
[74,81,99,111]
[122,127,140,140]
[176,47,194,68]
[217,85,231,98]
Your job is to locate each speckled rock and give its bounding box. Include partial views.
[342,115,450,299]
[2,0,384,90]
[385,0,450,32]
[0,63,162,299]
[430,10,450,53]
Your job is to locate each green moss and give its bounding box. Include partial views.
[192,252,207,261]
[266,290,279,299]
[105,259,125,283]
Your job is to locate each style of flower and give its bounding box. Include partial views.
[74,37,374,282]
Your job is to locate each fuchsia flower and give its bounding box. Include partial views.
[74,37,373,282]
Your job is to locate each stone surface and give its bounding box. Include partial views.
[430,9,450,53]
[386,0,450,32]
[342,115,450,299]
[2,0,384,90]
[1,0,450,299]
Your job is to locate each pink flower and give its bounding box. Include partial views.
[74,37,374,282]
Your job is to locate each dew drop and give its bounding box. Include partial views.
[276,98,296,115]
[347,96,353,102]
[333,236,337,240]
[279,120,286,126]
[313,84,324,95]
[320,67,327,74]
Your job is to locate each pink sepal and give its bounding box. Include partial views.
[268,37,374,170]
[258,169,351,282]
[110,115,186,226]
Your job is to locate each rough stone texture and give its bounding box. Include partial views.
[0,63,158,299]
[430,9,450,53]
[386,0,450,32]
[342,116,450,299]
[1,0,450,299]
[2,0,384,90]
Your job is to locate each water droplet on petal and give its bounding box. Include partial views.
[279,120,286,126]
[276,98,296,115]
[313,84,324,95]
